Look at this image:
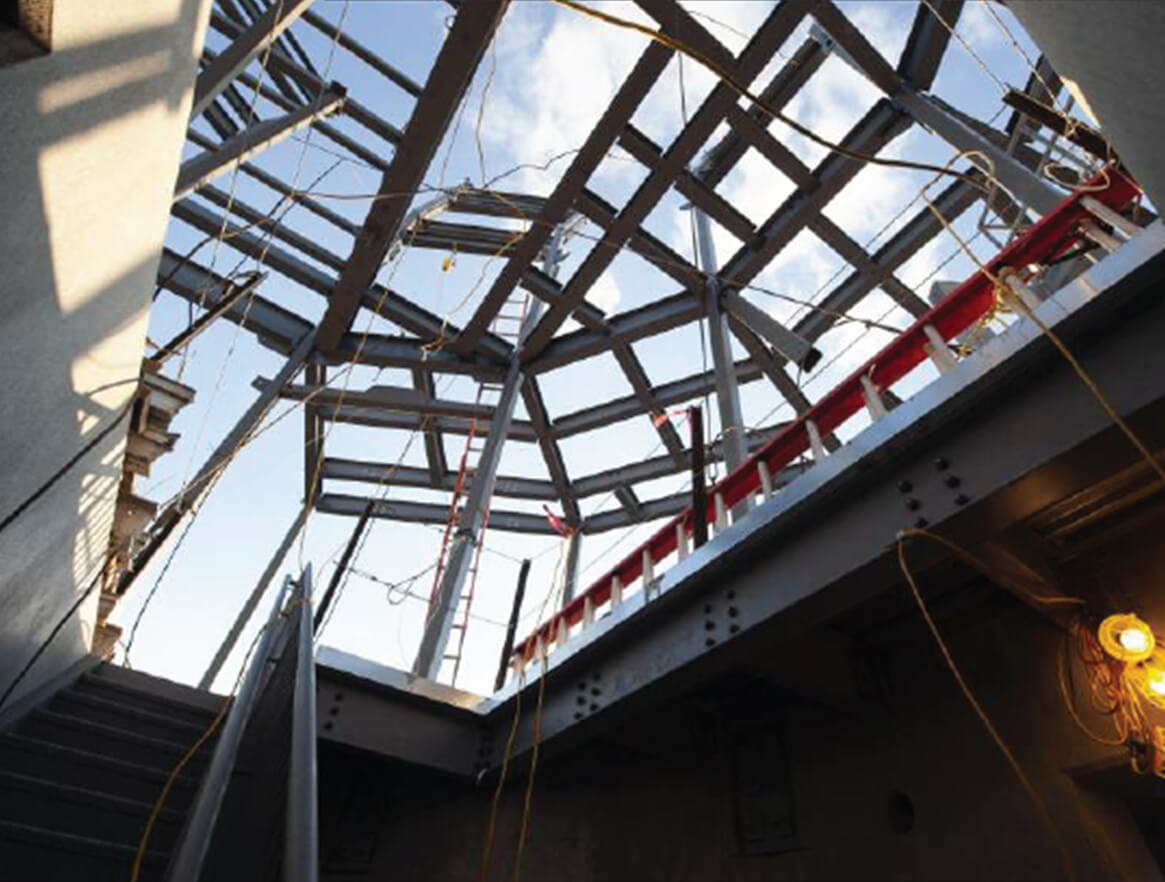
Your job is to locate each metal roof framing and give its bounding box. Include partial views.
[156,0,1067,619]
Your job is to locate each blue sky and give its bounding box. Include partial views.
[110,1,1070,696]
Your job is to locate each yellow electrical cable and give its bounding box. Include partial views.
[511,654,548,882]
[896,527,1086,609]
[896,536,1077,882]
[480,677,523,882]
[129,695,233,882]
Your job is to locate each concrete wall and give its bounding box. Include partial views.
[320,530,1165,881]
[0,0,210,702]
[1008,2,1165,210]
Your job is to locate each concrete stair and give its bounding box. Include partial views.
[0,663,224,881]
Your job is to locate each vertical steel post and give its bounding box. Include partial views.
[412,223,569,679]
[495,559,531,691]
[690,406,708,549]
[286,565,319,882]
[693,209,749,473]
[561,530,582,604]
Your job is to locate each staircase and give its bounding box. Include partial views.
[0,663,224,881]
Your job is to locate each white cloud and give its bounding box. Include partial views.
[588,272,622,313]
[956,1,1007,50]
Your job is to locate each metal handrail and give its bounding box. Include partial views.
[285,564,318,882]
[169,575,295,882]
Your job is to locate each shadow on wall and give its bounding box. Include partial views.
[0,0,209,705]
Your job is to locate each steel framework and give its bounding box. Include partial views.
[147,0,1136,682]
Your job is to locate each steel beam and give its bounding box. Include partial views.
[186,129,360,236]
[412,369,448,487]
[265,380,496,423]
[322,458,557,502]
[893,88,1062,215]
[527,291,704,374]
[553,360,772,439]
[700,38,827,188]
[521,377,580,522]
[318,0,509,352]
[300,8,422,98]
[175,86,345,200]
[157,250,312,354]
[523,0,815,358]
[721,288,821,368]
[169,200,511,364]
[315,404,537,443]
[616,126,754,243]
[454,41,673,356]
[485,225,1165,762]
[897,0,963,89]
[810,1,903,95]
[322,423,791,504]
[193,0,317,118]
[207,10,402,147]
[225,62,388,171]
[806,216,930,317]
[196,185,346,273]
[717,100,913,291]
[585,493,690,534]
[562,532,582,605]
[318,494,555,536]
[794,175,982,345]
[199,506,308,690]
[150,269,266,363]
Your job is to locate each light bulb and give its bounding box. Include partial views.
[1120,628,1151,654]
[1099,613,1156,662]
[1148,671,1165,697]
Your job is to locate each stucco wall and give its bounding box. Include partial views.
[0,0,210,703]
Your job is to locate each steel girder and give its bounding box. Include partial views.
[321,422,791,505]
[176,86,346,200]
[317,0,509,352]
[157,250,311,355]
[205,10,403,148]
[169,199,512,366]
[896,0,964,89]
[193,0,318,119]
[186,129,360,235]
[478,228,1165,764]
[454,41,674,356]
[521,0,816,358]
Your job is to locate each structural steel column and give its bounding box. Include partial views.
[412,225,568,680]
[561,529,582,604]
[692,209,748,472]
